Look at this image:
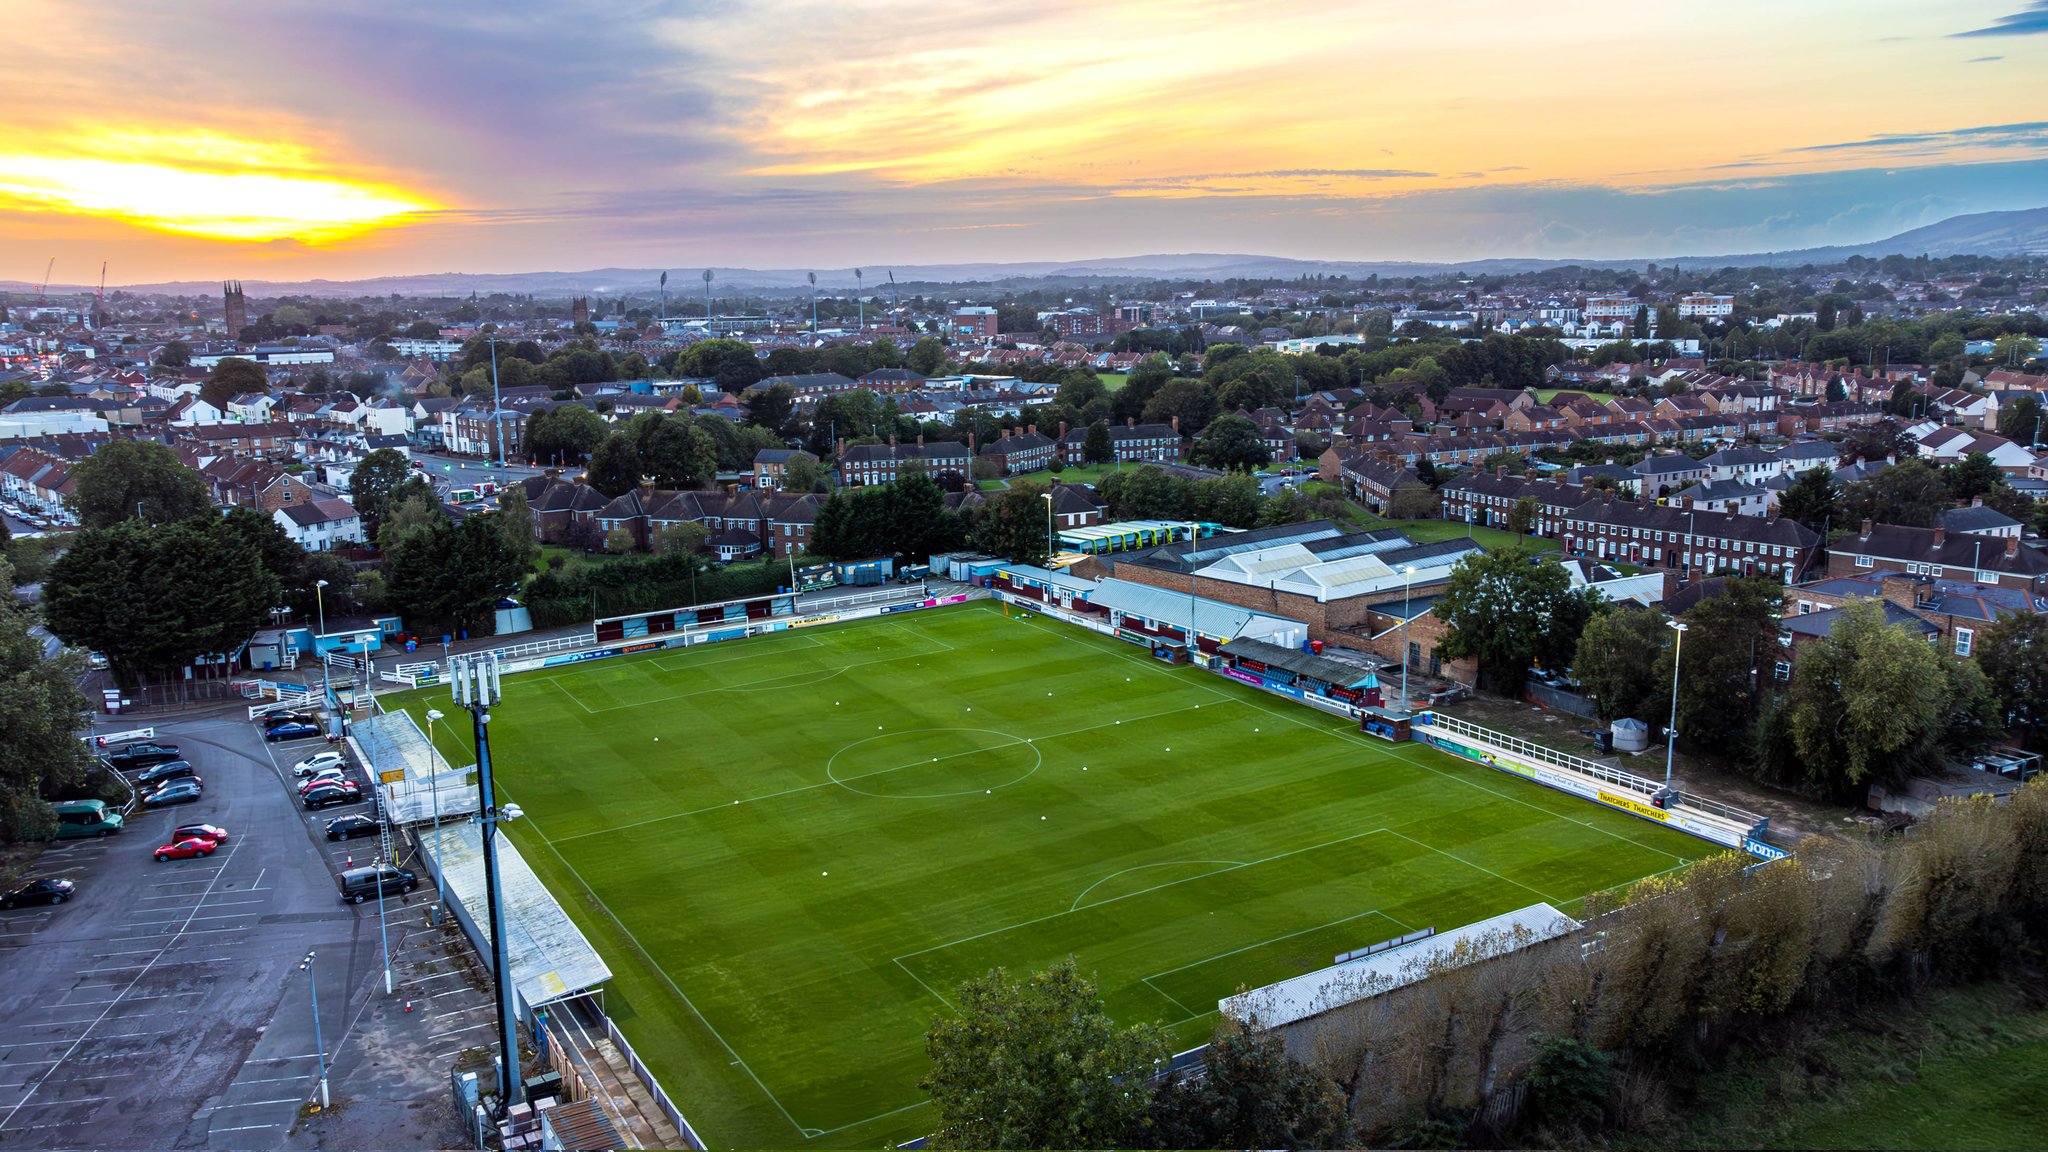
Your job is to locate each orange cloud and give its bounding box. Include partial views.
[0,127,436,244]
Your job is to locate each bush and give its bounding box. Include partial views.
[1,795,57,843]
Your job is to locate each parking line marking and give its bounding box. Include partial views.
[211,1123,282,1132]
[428,1021,493,1040]
[215,1097,301,1108]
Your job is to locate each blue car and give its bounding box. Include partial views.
[264,720,323,743]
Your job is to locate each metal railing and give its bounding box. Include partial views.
[1415,711,1763,830]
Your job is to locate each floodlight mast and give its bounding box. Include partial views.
[451,651,521,1110]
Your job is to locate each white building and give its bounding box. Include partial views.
[1677,293,1736,320]
[273,497,364,551]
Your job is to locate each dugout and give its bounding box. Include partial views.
[1218,637,1384,711]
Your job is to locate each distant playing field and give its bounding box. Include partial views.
[392,603,1708,1147]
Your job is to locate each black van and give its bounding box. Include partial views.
[337,864,418,904]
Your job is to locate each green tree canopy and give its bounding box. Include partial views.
[1669,576,1781,758]
[1838,458,1951,529]
[1082,420,1115,465]
[1192,412,1272,473]
[0,554,98,841]
[1574,607,1672,723]
[1776,466,1840,536]
[744,382,796,435]
[382,513,529,635]
[585,434,644,498]
[974,482,1054,568]
[921,959,1168,1149]
[1786,598,1984,793]
[1435,547,1601,694]
[65,439,212,529]
[525,404,609,466]
[348,448,414,540]
[1943,451,2008,504]
[1138,1016,1349,1149]
[201,356,266,409]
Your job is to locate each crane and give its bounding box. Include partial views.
[37,257,55,302]
[97,261,106,304]
[95,262,107,328]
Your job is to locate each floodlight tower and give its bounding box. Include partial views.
[449,650,524,1110]
[807,271,818,338]
[855,268,864,333]
[659,270,668,322]
[702,268,714,322]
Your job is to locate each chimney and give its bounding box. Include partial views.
[1860,517,1872,538]
[1767,503,1780,522]
[1172,415,1181,435]
[2007,534,2021,559]
[1058,420,1068,439]
[836,437,845,457]
[1126,416,1135,428]
[968,431,977,453]
[1027,423,1037,436]
[1932,525,1946,549]
[1681,496,1694,510]
[916,433,924,446]
[1495,464,1508,478]
[889,434,898,447]
[1972,495,1984,508]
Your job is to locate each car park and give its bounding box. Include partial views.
[324,813,379,841]
[337,864,416,904]
[292,750,347,777]
[169,822,229,844]
[133,759,198,787]
[0,877,75,908]
[302,784,362,810]
[143,779,203,808]
[104,742,182,770]
[154,836,217,862]
[264,720,323,742]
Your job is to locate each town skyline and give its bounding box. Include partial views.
[4,0,2047,285]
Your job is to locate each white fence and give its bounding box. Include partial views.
[239,679,315,718]
[602,1015,705,1150]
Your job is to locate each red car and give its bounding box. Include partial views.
[154,836,218,862]
[298,774,358,796]
[170,823,228,845]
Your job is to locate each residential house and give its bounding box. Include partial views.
[752,448,816,491]
[838,439,974,487]
[980,428,1060,476]
[273,497,365,551]
[1827,520,2048,590]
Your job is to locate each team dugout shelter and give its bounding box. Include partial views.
[1216,637,1384,711]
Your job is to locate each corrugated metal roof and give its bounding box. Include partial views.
[423,820,612,1008]
[1087,578,1302,643]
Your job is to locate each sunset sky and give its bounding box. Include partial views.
[4,0,2046,285]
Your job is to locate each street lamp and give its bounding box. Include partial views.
[302,949,329,1109]
[1663,620,1688,795]
[1185,521,1201,664]
[315,579,331,717]
[425,708,448,921]
[451,652,524,1111]
[1399,564,1417,714]
[1040,491,1054,563]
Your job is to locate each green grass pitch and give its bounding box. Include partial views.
[388,602,1710,1147]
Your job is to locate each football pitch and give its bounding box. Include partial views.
[391,601,1710,1147]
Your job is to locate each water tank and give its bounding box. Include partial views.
[1611,717,1650,753]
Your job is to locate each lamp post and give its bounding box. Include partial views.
[425,708,447,920]
[377,846,393,994]
[1663,620,1688,794]
[1185,521,1201,665]
[1399,564,1416,714]
[1040,491,1054,563]
[315,579,330,716]
[451,652,524,1111]
[302,949,329,1109]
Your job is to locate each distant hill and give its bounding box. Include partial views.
[8,207,2044,298]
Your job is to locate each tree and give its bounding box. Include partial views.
[348,448,414,540]
[1435,547,1601,694]
[1839,458,1950,529]
[1976,613,2048,744]
[1786,598,1960,794]
[1998,393,2044,444]
[1670,576,1780,759]
[1507,493,1539,539]
[383,514,529,634]
[1522,1034,1613,1138]
[651,520,708,557]
[676,338,766,392]
[1257,486,1315,527]
[639,416,718,489]
[906,335,948,376]
[525,404,609,466]
[493,485,540,571]
[1138,1016,1349,1149]
[65,439,212,529]
[1944,451,2007,504]
[1141,378,1219,434]
[744,382,796,435]
[921,959,1168,1150]
[1574,607,1671,723]
[0,554,98,842]
[784,454,826,494]
[1386,485,1441,520]
[1192,413,1271,472]
[45,519,280,686]
[154,339,191,369]
[585,434,643,498]
[1777,467,1840,535]
[975,482,1054,568]
[1082,420,1115,465]
[201,356,266,409]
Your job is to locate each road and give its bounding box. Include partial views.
[410,451,543,494]
[0,713,485,1149]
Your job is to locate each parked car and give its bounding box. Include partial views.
[133,760,198,787]
[264,721,323,743]
[52,799,124,839]
[87,652,109,670]
[143,779,203,808]
[259,709,317,726]
[302,784,362,810]
[154,837,217,862]
[324,814,379,841]
[292,751,347,777]
[104,742,181,771]
[0,878,74,908]
[338,864,417,904]
[169,822,229,845]
[298,772,357,795]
